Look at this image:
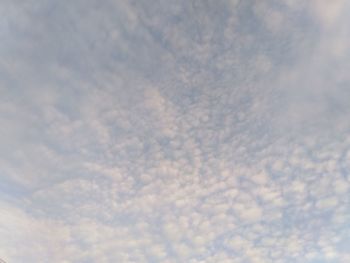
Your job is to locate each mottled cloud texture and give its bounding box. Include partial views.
[1,1,350,262]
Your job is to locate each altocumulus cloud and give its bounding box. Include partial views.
[0,0,350,262]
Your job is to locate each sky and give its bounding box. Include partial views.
[0,0,350,262]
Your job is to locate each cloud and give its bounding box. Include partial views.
[1,0,350,262]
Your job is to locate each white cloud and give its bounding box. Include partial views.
[1,0,350,262]
[309,0,347,27]
[316,196,339,210]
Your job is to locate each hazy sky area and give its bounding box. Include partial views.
[1,0,350,262]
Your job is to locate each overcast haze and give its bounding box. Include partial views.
[1,0,350,262]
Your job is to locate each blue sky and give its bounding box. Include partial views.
[0,0,350,262]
